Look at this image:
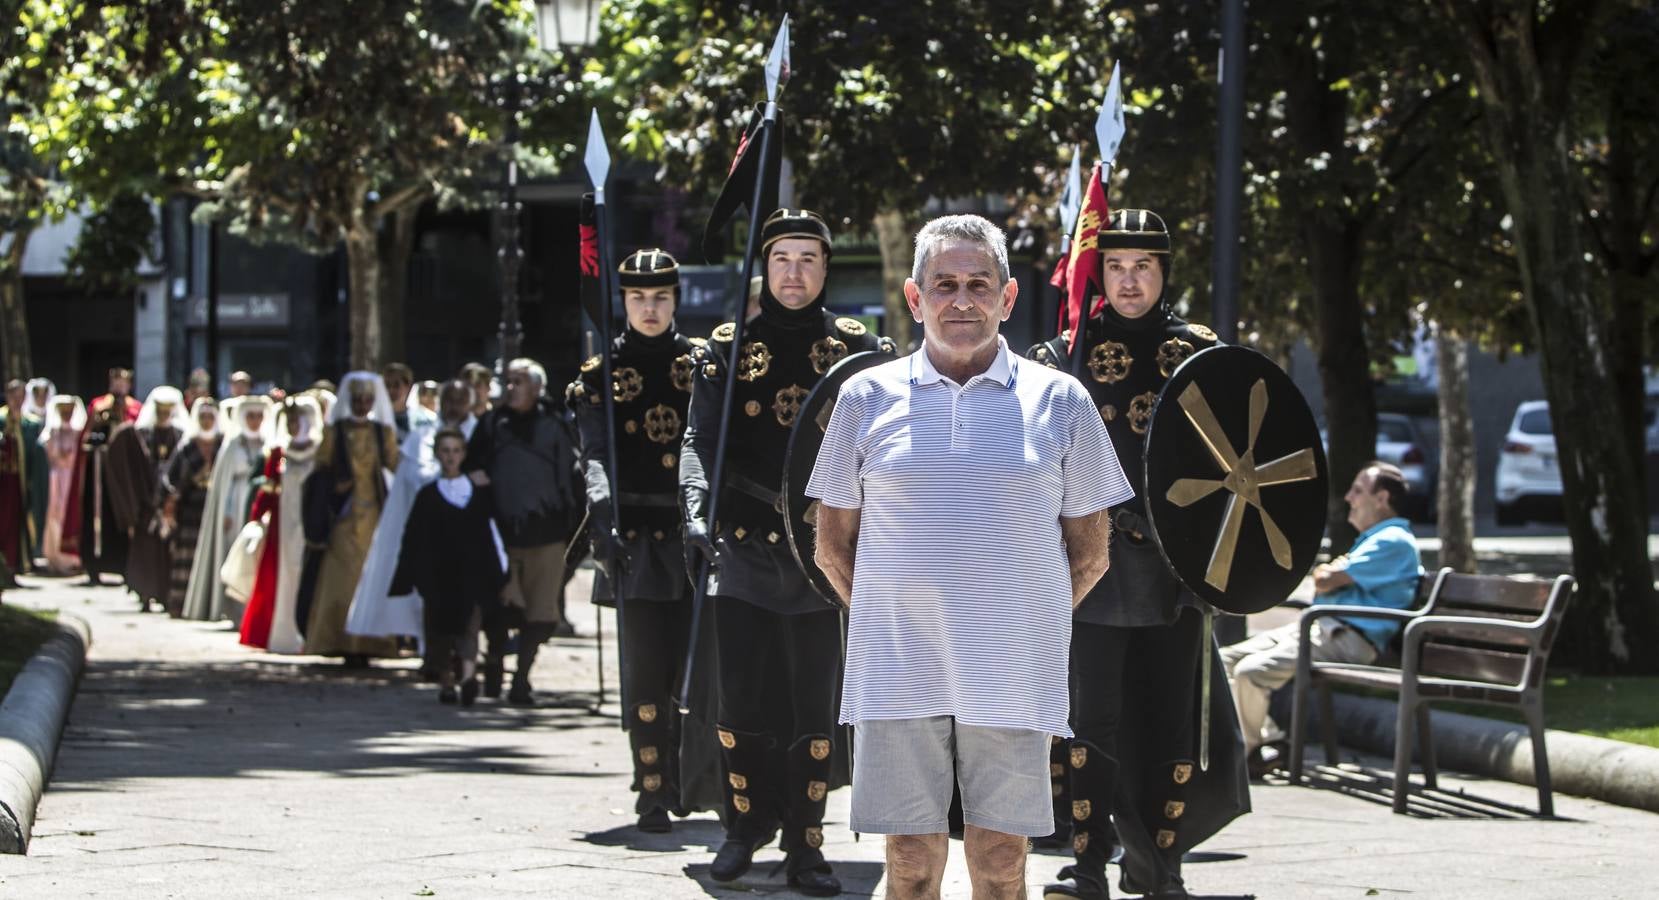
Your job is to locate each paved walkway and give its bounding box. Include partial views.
[2,570,1657,899]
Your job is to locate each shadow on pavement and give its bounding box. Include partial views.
[50,655,617,787]
[580,818,726,853]
[682,859,885,897]
[1289,763,1571,820]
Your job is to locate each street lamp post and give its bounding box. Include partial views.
[494,0,601,374]
[495,79,525,372]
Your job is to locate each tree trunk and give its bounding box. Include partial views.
[1310,222,1376,552]
[343,217,382,371]
[1447,1,1659,673]
[0,229,34,382]
[1273,9,1375,550]
[1434,328,1477,573]
[872,209,914,352]
[1604,78,1650,519]
[377,203,419,366]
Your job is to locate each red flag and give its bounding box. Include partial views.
[577,193,605,329]
[1056,162,1110,350]
[579,223,599,278]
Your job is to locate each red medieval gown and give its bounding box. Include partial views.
[238,448,284,649]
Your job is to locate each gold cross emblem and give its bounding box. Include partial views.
[612,367,643,403]
[1165,380,1318,591]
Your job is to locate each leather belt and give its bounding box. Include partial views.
[723,472,785,515]
[617,491,677,508]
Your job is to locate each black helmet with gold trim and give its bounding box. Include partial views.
[1099,209,1170,254]
[761,208,832,257]
[618,248,680,290]
[1100,208,1172,288]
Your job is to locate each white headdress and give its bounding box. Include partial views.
[39,394,86,445]
[23,378,56,419]
[185,397,221,441]
[310,389,337,421]
[330,371,395,426]
[222,395,276,444]
[134,386,189,431]
[277,394,323,448]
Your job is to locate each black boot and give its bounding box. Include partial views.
[629,701,678,822]
[636,807,671,833]
[778,734,839,895]
[507,672,536,706]
[1052,742,1117,899]
[781,846,840,897]
[709,831,773,882]
[1044,859,1109,899]
[481,658,503,699]
[1120,759,1194,899]
[710,724,777,882]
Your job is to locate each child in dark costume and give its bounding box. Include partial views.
[394,429,506,705]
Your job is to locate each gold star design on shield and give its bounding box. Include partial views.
[1165,380,1318,591]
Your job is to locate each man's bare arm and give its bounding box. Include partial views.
[1061,509,1112,608]
[1312,562,1354,594]
[814,505,861,609]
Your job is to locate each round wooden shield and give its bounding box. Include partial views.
[1143,345,1328,615]
[781,350,896,604]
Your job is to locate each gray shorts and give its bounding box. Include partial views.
[851,716,1054,838]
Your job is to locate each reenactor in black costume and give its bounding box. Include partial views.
[1031,210,1248,899]
[569,249,703,834]
[681,209,891,896]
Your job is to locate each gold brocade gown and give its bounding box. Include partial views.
[304,420,401,657]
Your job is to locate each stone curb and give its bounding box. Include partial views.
[1328,693,1659,814]
[0,614,91,854]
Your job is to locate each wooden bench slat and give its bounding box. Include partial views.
[1432,574,1552,615]
[1420,642,1527,685]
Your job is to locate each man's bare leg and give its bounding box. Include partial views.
[964,824,1028,899]
[885,833,949,900]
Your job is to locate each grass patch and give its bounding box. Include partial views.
[1435,676,1659,748]
[0,604,59,698]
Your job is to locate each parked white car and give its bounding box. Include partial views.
[1495,400,1561,526]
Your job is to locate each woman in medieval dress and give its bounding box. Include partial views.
[40,395,86,574]
[182,396,273,623]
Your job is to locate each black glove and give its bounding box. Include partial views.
[591,525,629,568]
[683,518,716,580]
[681,485,717,582]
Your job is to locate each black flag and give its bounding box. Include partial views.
[700,102,783,263]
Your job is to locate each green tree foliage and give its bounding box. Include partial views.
[596,0,1119,348]
[18,0,575,371]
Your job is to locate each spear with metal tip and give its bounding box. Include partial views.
[584,110,627,717]
[1070,62,1126,378]
[677,16,790,713]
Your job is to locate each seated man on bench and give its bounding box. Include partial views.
[1222,460,1424,777]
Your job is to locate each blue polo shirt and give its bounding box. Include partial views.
[1316,516,1423,647]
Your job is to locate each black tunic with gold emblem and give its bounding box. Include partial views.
[1028,204,1248,900]
[569,319,711,819]
[1029,304,1218,628]
[681,303,885,615]
[570,326,702,604]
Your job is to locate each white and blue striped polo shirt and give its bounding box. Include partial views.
[806,336,1134,736]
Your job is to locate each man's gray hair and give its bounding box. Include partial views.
[506,358,547,394]
[911,214,1011,285]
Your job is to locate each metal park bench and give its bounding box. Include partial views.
[1286,567,1577,816]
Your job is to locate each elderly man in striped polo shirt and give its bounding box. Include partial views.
[808,214,1134,899]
